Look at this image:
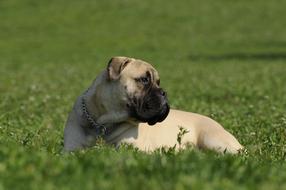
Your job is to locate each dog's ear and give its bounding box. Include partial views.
[107,56,132,80]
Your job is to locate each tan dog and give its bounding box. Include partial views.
[64,57,243,153]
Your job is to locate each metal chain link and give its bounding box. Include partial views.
[81,93,110,136]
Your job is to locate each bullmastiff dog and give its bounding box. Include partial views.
[64,57,243,153]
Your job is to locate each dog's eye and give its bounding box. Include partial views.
[135,77,149,85]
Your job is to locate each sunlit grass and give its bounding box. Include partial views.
[1,0,286,189]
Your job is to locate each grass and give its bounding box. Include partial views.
[1,0,286,189]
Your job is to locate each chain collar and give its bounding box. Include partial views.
[81,95,114,137]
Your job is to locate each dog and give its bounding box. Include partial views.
[64,56,243,153]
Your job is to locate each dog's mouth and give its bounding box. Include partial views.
[128,88,170,125]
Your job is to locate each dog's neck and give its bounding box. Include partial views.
[83,71,131,126]
[79,71,142,142]
[83,99,138,143]
[84,71,107,118]
[81,94,118,137]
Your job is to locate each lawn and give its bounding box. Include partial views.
[1,0,286,189]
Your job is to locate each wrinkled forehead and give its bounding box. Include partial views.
[122,59,160,80]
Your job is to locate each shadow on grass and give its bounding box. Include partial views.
[189,52,286,61]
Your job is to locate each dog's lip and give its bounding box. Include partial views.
[127,90,170,125]
[147,103,170,125]
[129,101,170,125]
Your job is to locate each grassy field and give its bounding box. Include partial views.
[1,0,286,189]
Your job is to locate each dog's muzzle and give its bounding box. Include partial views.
[128,88,170,125]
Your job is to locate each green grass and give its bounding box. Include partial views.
[1,0,286,189]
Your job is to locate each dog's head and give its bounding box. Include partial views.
[107,56,170,125]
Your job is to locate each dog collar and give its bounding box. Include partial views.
[81,96,115,137]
